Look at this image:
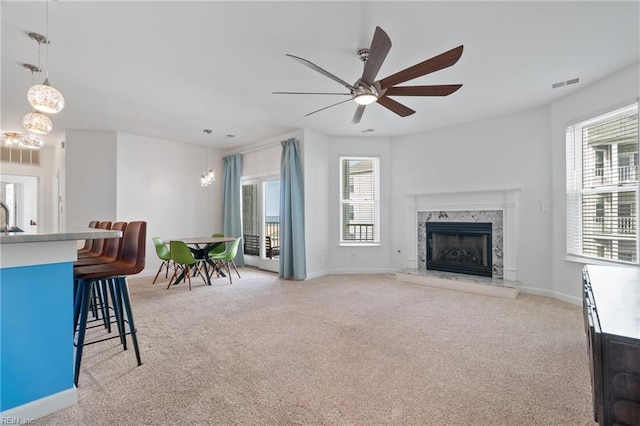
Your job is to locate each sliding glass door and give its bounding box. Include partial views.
[241,177,280,272]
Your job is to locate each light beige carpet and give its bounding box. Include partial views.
[40,269,595,425]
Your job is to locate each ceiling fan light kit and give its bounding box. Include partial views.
[353,93,377,105]
[274,26,463,124]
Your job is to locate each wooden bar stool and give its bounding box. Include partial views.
[73,221,146,386]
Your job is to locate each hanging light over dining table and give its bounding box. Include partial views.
[200,129,216,186]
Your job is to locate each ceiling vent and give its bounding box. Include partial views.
[552,77,580,89]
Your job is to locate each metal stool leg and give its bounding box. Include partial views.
[118,277,142,366]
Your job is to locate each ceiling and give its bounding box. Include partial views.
[2,1,639,150]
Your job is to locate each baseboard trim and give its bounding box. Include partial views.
[1,387,77,420]
[517,286,581,306]
[396,272,519,300]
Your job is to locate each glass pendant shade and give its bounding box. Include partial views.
[23,111,52,134]
[19,132,45,149]
[27,78,65,114]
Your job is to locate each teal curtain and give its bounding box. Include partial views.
[222,154,244,266]
[279,138,306,279]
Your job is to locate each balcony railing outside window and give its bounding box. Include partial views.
[344,223,374,241]
[265,221,279,252]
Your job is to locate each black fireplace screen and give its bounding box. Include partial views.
[426,222,492,277]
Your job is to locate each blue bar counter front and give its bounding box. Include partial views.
[0,262,74,413]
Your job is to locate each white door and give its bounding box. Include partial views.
[241,177,280,272]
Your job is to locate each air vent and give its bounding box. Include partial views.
[552,77,580,89]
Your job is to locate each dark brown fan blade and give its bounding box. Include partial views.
[286,54,355,89]
[304,98,354,117]
[272,91,351,95]
[376,96,415,117]
[361,26,392,85]
[384,84,462,97]
[352,105,366,124]
[378,45,464,90]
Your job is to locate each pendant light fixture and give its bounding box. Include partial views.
[27,1,65,114]
[19,133,45,150]
[200,129,216,187]
[23,59,52,135]
[22,111,52,134]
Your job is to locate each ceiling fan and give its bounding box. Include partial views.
[273,26,464,124]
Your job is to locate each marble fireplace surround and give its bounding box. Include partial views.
[404,188,520,282]
[419,210,503,278]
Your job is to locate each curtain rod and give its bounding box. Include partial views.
[237,140,282,155]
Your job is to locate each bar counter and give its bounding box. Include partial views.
[0,228,121,420]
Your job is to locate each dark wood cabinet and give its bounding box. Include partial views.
[583,265,640,426]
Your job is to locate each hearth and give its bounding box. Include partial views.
[426,222,492,277]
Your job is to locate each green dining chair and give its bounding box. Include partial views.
[209,237,242,284]
[152,237,174,284]
[168,240,207,291]
[208,233,226,257]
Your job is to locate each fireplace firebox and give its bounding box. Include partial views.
[426,222,492,277]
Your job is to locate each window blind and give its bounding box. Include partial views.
[340,157,379,243]
[566,103,639,263]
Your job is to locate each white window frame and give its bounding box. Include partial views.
[339,156,380,246]
[566,102,639,265]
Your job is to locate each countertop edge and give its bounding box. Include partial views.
[0,229,122,244]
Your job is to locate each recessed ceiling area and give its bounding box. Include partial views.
[1,1,638,150]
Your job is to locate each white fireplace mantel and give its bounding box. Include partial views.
[404,188,521,281]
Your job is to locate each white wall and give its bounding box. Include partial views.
[65,130,118,229]
[328,136,392,273]
[388,107,553,296]
[241,142,281,179]
[302,129,330,278]
[64,130,222,273]
[550,63,640,303]
[116,132,223,273]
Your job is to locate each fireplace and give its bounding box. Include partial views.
[426,222,493,277]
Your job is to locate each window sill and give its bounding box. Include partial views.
[340,242,381,247]
[564,254,639,267]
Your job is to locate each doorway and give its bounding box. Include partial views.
[0,175,39,232]
[242,177,280,272]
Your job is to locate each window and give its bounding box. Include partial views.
[340,157,380,244]
[0,146,41,166]
[567,103,639,263]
